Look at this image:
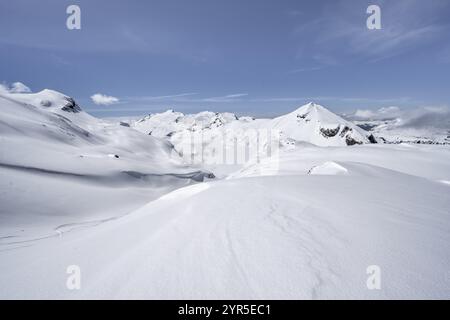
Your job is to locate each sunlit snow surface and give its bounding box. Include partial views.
[0,91,449,299]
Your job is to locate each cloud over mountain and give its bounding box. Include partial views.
[350,106,450,130]
[0,82,31,94]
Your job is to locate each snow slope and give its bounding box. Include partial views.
[0,90,212,239]
[1,142,449,299]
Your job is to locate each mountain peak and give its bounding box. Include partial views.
[296,101,322,109]
[273,102,373,146]
[39,88,66,96]
[291,102,333,118]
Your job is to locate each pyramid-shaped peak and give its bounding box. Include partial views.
[281,102,357,127]
[292,102,331,115]
[272,102,371,146]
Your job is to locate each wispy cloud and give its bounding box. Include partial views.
[249,96,412,104]
[118,92,412,107]
[125,93,249,103]
[127,93,198,101]
[288,66,326,74]
[292,0,450,64]
[201,93,249,102]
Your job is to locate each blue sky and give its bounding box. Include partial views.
[1,0,450,117]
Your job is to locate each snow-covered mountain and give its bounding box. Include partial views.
[270,102,375,146]
[354,119,450,145]
[132,102,376,149]
[134,109,239,138]
[346,106,450,145]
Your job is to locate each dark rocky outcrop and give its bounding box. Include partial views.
[346,136,363,146]
[296,112,311,122]
[340,126,351,137]
[320,126,340,138]
[61,97,82,113]
[297,112,309,120]
[367,134,377,144]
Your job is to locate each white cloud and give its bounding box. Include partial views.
[91,93,119,105]
[353,109,376,119]
[350,106,450,130]
[353,106,401,120]
[0,81,31,94]
[9,82,31,93]
[400,107,450,129]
